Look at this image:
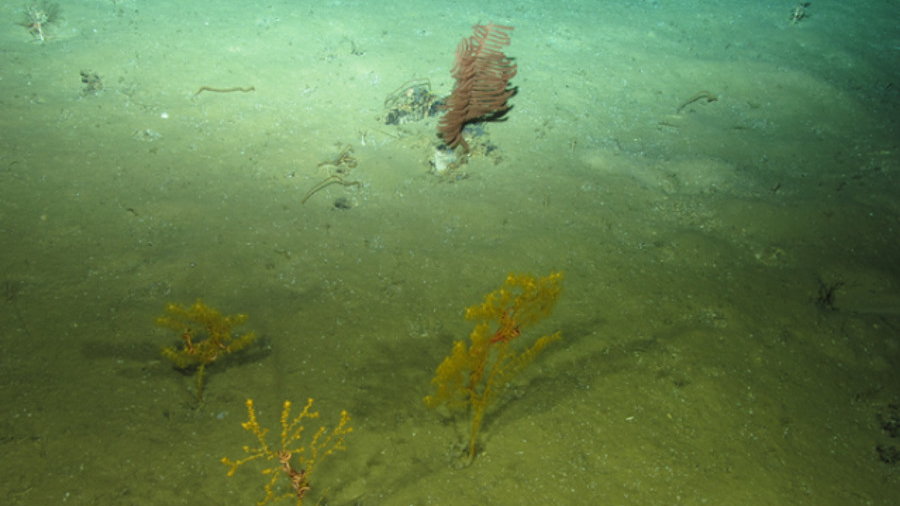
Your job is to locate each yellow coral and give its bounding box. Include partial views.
[223,398,352,506]
[157,299,258,399]
[425,272,563,460]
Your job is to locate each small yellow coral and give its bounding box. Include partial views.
[223,398,352,506]
[157,299,258,399]
[425,272,563,460]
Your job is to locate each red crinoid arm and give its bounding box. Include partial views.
[490,309,521,343]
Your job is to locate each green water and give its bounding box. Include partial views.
[1,0,898,504]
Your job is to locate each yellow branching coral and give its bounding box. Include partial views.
[425,272,563,460]
[156,299,258,400]
[222,398,353,506]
